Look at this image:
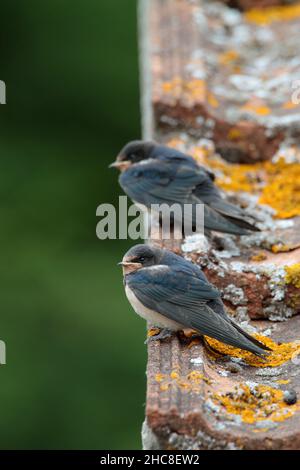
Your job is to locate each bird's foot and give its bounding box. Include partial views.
[145,328,175,344]
[177,329,202,346]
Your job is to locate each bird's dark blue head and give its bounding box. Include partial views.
[119,244,161,274]
[119,243,188,275]
[110,140,156,171]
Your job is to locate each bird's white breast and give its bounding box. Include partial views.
[125,285,183,330]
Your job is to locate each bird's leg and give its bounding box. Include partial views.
[145,328,175,344]
[177,329,202,346]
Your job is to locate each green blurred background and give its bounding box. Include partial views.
[0,0,147,449]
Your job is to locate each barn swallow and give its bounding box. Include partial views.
[119,244,271,357]
[110,140,260,236]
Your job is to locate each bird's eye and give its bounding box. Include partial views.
[139,257,145,262]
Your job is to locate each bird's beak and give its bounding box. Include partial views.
[118,261,142,273]
[118,261,137,267]
[109,161,121,168]
[109,160,131,171]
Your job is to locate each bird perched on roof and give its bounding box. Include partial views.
[110,140,260,236]
[119,244,271,357]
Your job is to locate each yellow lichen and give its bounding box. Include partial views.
[161,79,222,108]
[205,334,300,368]
[282,100,299,110]
[228,127,243,140]
[219,49,239,66]
[207,92,219,108]
[155,368,212,393]
[259,162,300,219]
[271,244,292,254]
[187,371,204,382]
[213,383,298,425]
[170,371,180,380]
[194,146,300,219]
[245,4,300,25]
[161,78,207,104]
[276,379,290,385]
[241,101,271,116]
[148,327,161,337]
[155,373,166,383]
[251,252,267,262]
[285,264,300,289]
[166,140,300,220]
[160,383,170,392]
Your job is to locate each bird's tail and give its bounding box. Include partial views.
[224,215,261,233]
[208,200,261,233]
[229,319,272,357]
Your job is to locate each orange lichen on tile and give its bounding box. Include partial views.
[282,100,299,110]
[165,137,186,150]
[170,370,180,380]
[161,78,222,107]
[271,244,293,253]
[228,127,243,140]
[160,383,170,392]
[241,101,271,116]
[285,264,300,289]
[161,76,183,97]
[251,252,268,262]
[259,161,300,218]
[187,371,204,382]
[213,383,299,425]
[205,334,300,368]
[167,140,300,219]
[219,49,239,66]
[207,92,219,108]
[147,327,161,337]
[155,368,211,394]
[276,379,290,385]
[155,373,166,383]
[245,4,300,25]
[214,161,262,193]
[161,78,207,104]
[187,144,265,192]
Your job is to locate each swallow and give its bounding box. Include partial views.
[110,140,260,236]
[119,244,271,357]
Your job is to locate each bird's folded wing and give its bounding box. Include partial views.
[120,160,208,205]
[120,161,251,234]
[127,265,253,347]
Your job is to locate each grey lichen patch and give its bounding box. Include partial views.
[236,194,276,233]
[142,420,161,451]
[222,284,247,306]
[272,140,300,165]
[187,241,296,321]
[234,307,250,323]
[226,362,243,374]
[212,235,241,259]
[167,429,241,450]
[255,420,278,430]
[182,234,210,254]
[240,232,283,251]
[192,1,300,133]
[229,260,295,321]
[255,367,284,378]
[263,304,293,322]
[204,398,221,414]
